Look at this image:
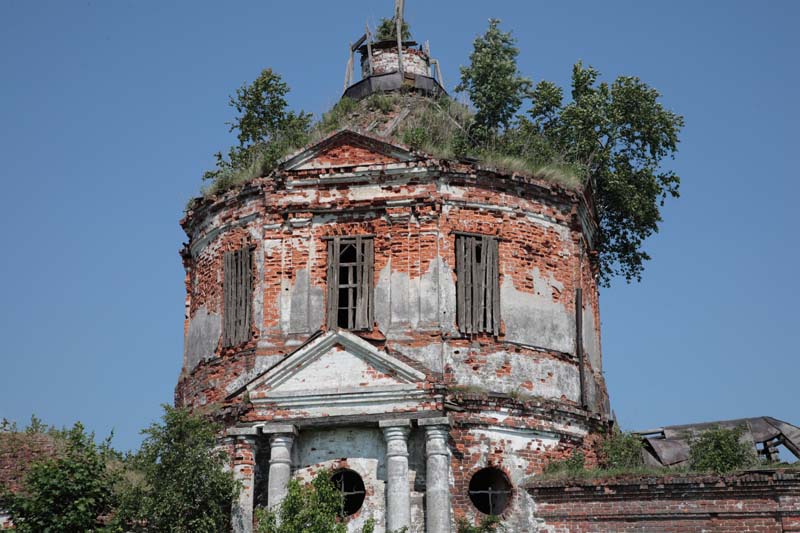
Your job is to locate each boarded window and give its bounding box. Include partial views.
[326,236,374,330]
[455,234,500,335]
[222,247,252,347]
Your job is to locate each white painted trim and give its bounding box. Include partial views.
[246,330,426,396]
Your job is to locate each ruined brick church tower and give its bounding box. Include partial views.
[177,13,610,532]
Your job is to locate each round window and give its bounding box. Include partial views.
[331,469,366,516]
[468,467,512,515]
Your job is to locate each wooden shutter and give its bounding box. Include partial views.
[354,237,374,330]
[487,236,500,336]
[456,234,500,335]
[223,247,252,347]
[326,239,340,330]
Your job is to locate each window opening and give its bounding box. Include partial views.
[326,236,374,330]
[455,234,500,335]
[331,469,366,517]
[468,467,512,515]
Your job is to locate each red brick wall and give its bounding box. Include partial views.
[528,471,800,533]
[177,157,607,412]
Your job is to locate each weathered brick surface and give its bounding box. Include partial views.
[177,132,611,529]
[528,471,800,532]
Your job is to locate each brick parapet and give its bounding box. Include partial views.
[528,470,800,532]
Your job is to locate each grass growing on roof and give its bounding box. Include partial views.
[193,92,587,209]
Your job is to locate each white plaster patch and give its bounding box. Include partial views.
[448,347,581,403]
[184,306,221,371]
[345,184,386,202]
[501,267,575,354]
[391,342,443,373]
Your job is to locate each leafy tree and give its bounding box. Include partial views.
[255,470,375,533]
[525,62,684,285]
[599,429,644,469]
[689,425,757,474]
[0,422,118,533]
[374,17,411,42]
[203,69,312,192]
[112,405,238,533]
[456,19,531,135]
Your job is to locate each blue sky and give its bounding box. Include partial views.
[0,1,797,453]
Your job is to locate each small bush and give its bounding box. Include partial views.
[689,425,757,474]
[402,127,429,149]
[255,470,376,533]
[457,515,503,533]
[317,97,359,135]
[600,429,644,470]
[366,93,396,114]
[374,17,410,42]
[543,450,585,477]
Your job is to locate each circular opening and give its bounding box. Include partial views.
[331,469,366,517]
[468,467,512,515]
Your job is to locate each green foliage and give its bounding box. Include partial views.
[600,429,644,470]
[374,17,411,41]
[456,515,503,533]
[525,62,684,285]
[202,69,312,197]
[689,426,758,474]
[255,470,375,533]
[0,422,118,533]
[365,92,396,114]
[454,17,683,285]
[112,405,238,533]
[198,30,683,288]
[402,127,429,149]
[316,97,359,135]
[456,19,531,133]
[543,450,586,477]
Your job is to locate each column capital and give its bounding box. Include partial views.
[417,416,450,428]
[261,424,298,436]
[379,418,411,429]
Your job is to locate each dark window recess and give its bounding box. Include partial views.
[326,236,374,330]
[331,469,366,516]
[468,467,512,515]
[222,247,253,347]
[455,234,500,335]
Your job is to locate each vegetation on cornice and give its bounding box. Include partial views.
[193,17,684,286]
[190,89,584,214]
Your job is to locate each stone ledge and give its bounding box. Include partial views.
[527,469,800,502]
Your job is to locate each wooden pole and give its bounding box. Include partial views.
[366,21,374,76]
[343,43,354,93]
[395,0,404,75]
[424,40,432,76]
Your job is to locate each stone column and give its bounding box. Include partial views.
[264,425,298,515]
[231,435,257,533]
[380,419,412,532]
[419,417,451,533]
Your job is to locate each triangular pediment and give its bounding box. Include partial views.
[280,129,418,171]
[245,330,426,402]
